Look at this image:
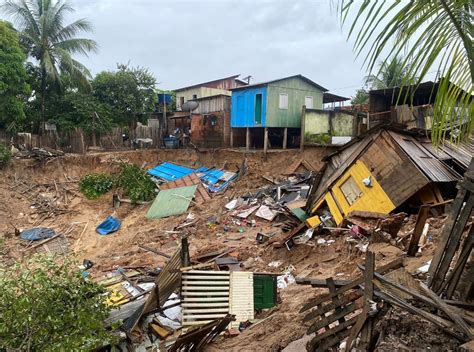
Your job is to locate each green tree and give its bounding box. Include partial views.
[0,21,30,132]
[365,56,411,90]
[93,64,157,126]
[0,255,114,351]
[351,88,369,105]
[2,0,98,133]
[340,1,473,143]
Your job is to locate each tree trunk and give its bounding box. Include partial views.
[40,68,47,136]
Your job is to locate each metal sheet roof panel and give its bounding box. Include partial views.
[388,131,461,182]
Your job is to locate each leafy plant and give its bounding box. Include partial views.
[79,173,116,199]
[117,163,156,203]
[0,255,114,351]
[305,133,331,145]
[0,144,11,168]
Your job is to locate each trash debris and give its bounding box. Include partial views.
[96,215,121,235]
[20,227,56,241]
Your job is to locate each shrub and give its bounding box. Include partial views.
[79,173,116,199]
[117,163,156,203]
[0,144,11,168]
[0,255,114,351]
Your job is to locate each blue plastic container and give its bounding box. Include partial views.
[164,137,179,149]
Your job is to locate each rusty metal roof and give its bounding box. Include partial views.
[388,131,462,182]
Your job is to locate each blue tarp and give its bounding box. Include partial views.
[96,216,121,235]
[20,227,56,241]
[148,162,237,193]
[148,162,195,181]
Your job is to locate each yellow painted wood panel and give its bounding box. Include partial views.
[325,193,344,225]
[331,160,395,223]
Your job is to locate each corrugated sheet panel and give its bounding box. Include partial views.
[148,162,194,181]
[439,136,474,169]
[182,270,230,327]
[229,271,254,328]
[146,185,197,219]
[389,131,461,182]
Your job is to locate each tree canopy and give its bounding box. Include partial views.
[365,56,411,90]
[92,64,157,125]
[0,21,30,132]
[2,0,98,132]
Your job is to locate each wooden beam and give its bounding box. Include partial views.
[263,127,269,155]
[307,315,358,351]
[246,127,250,151]
[433,194,474,293]
[283,127,288,149]
[407,205,431,256]
[299,257,403,313]
[300,105,306,151]
[138,245,171,259]
[419,282,473,339]
[359,252,375,349]
[444,226,474,299]
[374,290,466,341]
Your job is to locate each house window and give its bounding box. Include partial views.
[305,96,313,109]
[339,176,363,205]
[279,93,288,109]
[179,96,185,107]
[192,94,197,99]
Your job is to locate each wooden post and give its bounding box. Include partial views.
[230,128,234,148]
[246,128,250,151]
[264,127,268,155]
[359,251,375,349]
[283,127,288,149]
[300,105,306,151]
[407,205,431,256]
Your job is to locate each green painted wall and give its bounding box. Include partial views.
[266,77,324,128]
[305,110,330,135]
[332,112,355,136]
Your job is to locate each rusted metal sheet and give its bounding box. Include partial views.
[160,173,211,203]
[389,131,461,182]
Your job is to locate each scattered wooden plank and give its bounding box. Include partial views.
[307,315,358,351]
[307,302,360,335]
[419,282,473,339]
[138,245,171,259]
[300,257,403,313]
[303,291,363,322]
[374,290,466,341]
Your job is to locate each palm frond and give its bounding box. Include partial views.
[340,0,474,144]
[55,38,98,56]
[51,18,93,43]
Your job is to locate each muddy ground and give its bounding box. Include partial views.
[0,147,461,351]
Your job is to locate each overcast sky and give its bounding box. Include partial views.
[65,0,371,98]
[1,0,375,98]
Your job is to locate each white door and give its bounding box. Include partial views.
[305,96,314,109]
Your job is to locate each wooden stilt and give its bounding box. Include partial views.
[283,127,288,149]
[246,127,250,151]
[264,127,268,155]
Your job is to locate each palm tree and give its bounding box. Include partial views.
[2,0,98,133]
[338,1,473,144]
[365,56,411,90]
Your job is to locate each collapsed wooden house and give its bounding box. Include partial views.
[306,124,473,227]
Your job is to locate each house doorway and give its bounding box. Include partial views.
[255,94,262,125]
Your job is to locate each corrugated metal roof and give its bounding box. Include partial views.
[388,131,461,182]
[148,162,195,181]
[146,185,197,219]
[439,136,474,169]
[230,74,328,92]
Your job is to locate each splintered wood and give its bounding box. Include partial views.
[10,178,78,225]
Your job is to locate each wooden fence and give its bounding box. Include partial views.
[0,122,162,154]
